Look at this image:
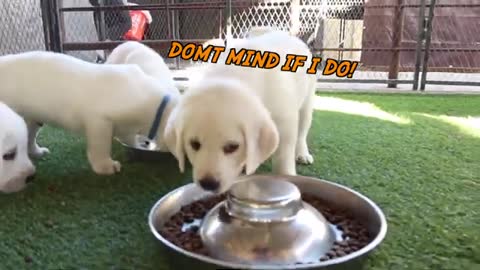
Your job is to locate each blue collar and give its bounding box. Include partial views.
[147,94,171,141]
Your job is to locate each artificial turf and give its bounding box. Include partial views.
[0,92,479,270]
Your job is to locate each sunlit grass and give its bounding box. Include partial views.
[417,113,480,138]
[313,96,411,124]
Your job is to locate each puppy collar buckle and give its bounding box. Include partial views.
[135,95,170,151]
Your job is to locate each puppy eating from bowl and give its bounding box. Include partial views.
[0,102,36,193]
[164,29,316,194]
[0,51,180,175]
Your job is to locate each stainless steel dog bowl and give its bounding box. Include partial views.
[148,174,387,269]
[116,138,176,163]
[200,178,336,265]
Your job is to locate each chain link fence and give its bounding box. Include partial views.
[0,0,479,90]
[0,0,46,55]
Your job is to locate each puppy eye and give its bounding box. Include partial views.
[190,139,201,151]
[3,148,17,161]
[223,143,239,154]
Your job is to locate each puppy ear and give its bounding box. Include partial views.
[164,107,186,172]
[243,110,279,175]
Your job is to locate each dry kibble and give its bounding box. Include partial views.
[24,256,33,264]
[320,256,329,262]
[160,192,371,264]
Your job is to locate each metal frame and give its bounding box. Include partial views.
[420,0,480,88]
[412,0,427,91]
[40,0,62,52]
[40,0,480,90]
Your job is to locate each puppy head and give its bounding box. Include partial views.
[0,104,36,193]
[164,79,279,193]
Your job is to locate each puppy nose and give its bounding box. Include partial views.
[199,177,220,191]
[26,174,36,183]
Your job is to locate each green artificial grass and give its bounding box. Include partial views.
[1,93,479,269]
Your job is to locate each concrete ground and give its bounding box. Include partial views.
[171,65,480,94]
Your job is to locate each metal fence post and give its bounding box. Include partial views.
[40,0,53,51]
[387,0,405,88]
[420,0,437,91]
[225,0,232,40]
[50,0,62,52]
[412,0,427,90]
[96,0,106,42]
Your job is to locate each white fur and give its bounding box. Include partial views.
[0,51,180,175]
[164,30,316,193]
[245,26,280,38]
[0,102,36,193]
[105,41,180,96]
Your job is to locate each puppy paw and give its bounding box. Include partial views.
[296,152,314,165]
[30,146,50,158]
[91,160,122,175]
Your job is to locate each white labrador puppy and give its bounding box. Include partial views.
[0,102,36,193]
[0,51,179,175]
[105,41,180,96]
[164,29,316,193]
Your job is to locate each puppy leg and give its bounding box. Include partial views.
[272,116,298,175]
[295,94,314,165]
[26,120,50,158]
[85,120,121,175]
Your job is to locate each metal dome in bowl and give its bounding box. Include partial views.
[200,177,336,265]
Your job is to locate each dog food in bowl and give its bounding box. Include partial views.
[159,192,371,264]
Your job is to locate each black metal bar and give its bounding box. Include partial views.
[98,0,107,42]
[315,79,414,84]
[57,2,480,13]
[49,0,62,52]
[57,0,66,48]
[62,39,211,51]
[312,47,480,52]
[413,0,427,90]
[423,81,480,87]
[40,0,53,51]
[420,0,437,91]
[387,0,405,88]
[60,2,237,12]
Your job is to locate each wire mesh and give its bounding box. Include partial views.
[0,0,45,56]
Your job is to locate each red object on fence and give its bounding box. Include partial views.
[123,9,151,41]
